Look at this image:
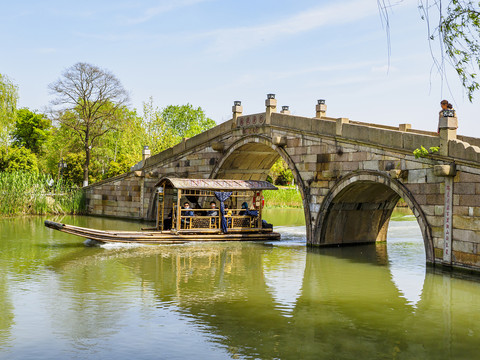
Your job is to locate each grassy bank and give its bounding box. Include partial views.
[0,171,85,216]
[264,187,303,208]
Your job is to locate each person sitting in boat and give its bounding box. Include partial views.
[207,201,219,226]
[239,202,258,227]
[182,202,194,216]
[239,202,248,215]
[224,203,232,227]
[224,204,232,216]
[164,209,173,230]
[240,202,258,217]
[181,202,194,228]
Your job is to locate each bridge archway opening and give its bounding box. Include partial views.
[316,172,434,264]
[211,136,309,233]
[214,142,280,181]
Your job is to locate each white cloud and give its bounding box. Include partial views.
[125,0,210,25]
[201,0,380,57]
[273,60,386,80]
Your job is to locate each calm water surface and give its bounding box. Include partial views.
[1,209,480,359]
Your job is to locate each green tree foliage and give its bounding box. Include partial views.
[381,1,480,101]
[413,145,440,158]
[49,62,129,186]
[106,157,131,178]
[0,146,38,173]
[162,104,216,139]
[1,64,216,188]
[12,109,51,154]
[142,99,216,155]
[142,97,177,154]
[61,152,85,185]
[268,158,294,185]
[40,123,82,177]
[39,99,216,185]
[93,106,144,178]
[438,0,480,101]
[0,73,18,148]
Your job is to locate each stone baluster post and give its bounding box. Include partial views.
[142,145,151,164]
[316,99,327,118]
[438,111,458,157]
[232,100,243,128]
[265,93,277,124]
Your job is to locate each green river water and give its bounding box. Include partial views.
[1,209,480,359]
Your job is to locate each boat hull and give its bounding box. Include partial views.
[44,220,281,244]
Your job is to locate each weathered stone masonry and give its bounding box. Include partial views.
[84,97,480,272]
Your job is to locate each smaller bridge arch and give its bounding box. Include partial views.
[314,170,434,264]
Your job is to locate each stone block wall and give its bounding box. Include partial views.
[451,170,480,268]
[84,173,144,218]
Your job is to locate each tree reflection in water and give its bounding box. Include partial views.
[2,216,480,359]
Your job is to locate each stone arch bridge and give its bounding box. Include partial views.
[85,96,480,272]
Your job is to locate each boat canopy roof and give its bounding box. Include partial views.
[155,177,278,191]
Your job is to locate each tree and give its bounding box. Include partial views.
[49,62,129,187]
[379,1,480,101]
[141,100,216,155]
[61,152,85,185]
[93,106,145,178]
[41,122,82,177]
[0,74,18,148]
[142,98,177,154]
[437,0,480,101]
[0,146,38,173]
[162,104,216,139]
[12,109,51,154]
[268,158,294,186]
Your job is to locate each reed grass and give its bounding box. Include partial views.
[263,187,303,208]
[0,171,85,216]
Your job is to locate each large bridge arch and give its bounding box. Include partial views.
[314,170,435,264]
[210,135,313,238]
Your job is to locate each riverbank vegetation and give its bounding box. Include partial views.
[0,172,84,216]
[0,64,218,216]
[264,187,303,208]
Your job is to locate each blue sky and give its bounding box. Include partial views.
[0,0,477,134]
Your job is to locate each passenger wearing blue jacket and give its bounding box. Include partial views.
[181,202,194,228]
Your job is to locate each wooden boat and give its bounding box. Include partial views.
[45,177,281,244]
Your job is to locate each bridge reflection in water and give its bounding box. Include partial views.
[42,225,480,359]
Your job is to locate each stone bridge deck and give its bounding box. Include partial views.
[84,97,480,272]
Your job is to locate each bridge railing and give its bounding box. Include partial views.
[270,112,441,153]
[270,112,480,164]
